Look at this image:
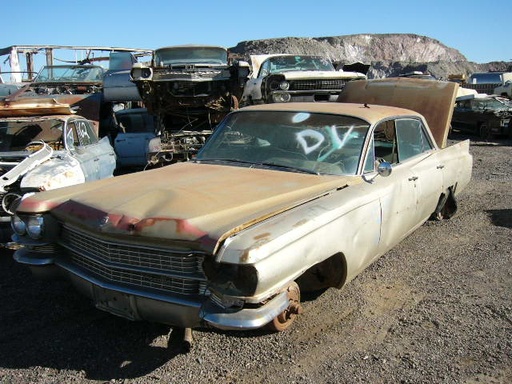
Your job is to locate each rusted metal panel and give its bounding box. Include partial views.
[338,78,458,148]
[0,98,75,117]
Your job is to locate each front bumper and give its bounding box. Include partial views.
[270,90,340,103]
[13,246,289,330]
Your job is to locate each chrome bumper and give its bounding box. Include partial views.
[13,247,290,331]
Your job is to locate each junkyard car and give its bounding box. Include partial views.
[463,71,512,95]
[241,54,366,106]
[0,111,116,221]
[130,45,250,164]
[451,94,512,138]
[4,64,106,134]
[494,80,512,99]
[12,78,472,332]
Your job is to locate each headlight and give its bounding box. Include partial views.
[272,92,291,103]
[27,215,44,239]
[148,137,162,153]
[11,215,26,235]
[130,64,152,80]
[279,81,290,90]
[203,259,258,296]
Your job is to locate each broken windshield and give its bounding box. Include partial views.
[154,47,228,66]
[197,110,370,175]
[263,56,335,74]
[35,65,105,82]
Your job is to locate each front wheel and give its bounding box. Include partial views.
[267,282,302,332]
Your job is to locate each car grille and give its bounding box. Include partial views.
[58,225,208,296]
[290,79,345,91]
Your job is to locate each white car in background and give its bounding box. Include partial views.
[241,54,366,106]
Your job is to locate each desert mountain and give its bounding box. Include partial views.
[229,34,510,79]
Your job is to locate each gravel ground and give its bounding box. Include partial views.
[0,133,511,384]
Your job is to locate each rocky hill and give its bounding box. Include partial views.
[229,34,511,79]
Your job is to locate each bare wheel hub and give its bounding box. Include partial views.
[268,282,302,332]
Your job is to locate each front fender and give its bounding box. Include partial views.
[215,185,382,302]
[20,154,86,191]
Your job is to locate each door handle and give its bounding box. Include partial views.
[437,164,445,169]
[408,176,418,181]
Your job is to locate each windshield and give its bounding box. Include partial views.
[35,66,105,82]
[154,47,228,66]
[260,56,335,76]
[476,97,512,110]
[197,110,370,175]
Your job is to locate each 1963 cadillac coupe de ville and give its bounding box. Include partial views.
[12,78,472,332]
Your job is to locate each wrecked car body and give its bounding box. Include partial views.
[130,45,250,164]
[12,78,472,332]
[241,54,366,106]
[4,64,107,135]
[0,110,116,221]
[1,46,153,139]
[451,94,512,138]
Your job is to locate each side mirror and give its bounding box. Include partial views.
[377,161,392,177]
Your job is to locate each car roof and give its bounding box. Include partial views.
[239,102,421,126]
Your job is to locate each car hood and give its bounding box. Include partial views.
[18,162,358,253]
[338,78,459,149]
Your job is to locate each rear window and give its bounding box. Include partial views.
[468,73,502,84]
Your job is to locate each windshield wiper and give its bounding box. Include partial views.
[195,158,256,166]
[258,161,319,175]
[196,158,319,175]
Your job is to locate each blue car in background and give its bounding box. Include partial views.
[113,108,158,170]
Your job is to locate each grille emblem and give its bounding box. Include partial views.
[99,216,109,227]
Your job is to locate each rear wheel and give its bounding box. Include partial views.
[430,189,458,220]
[478,123,490,139]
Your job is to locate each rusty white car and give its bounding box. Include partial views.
[12,78,472,332]
[0,108,116,222]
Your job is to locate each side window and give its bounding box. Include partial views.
[374,120,398,163]
[395,118,433,161]
[364,120,398,172]
[74,120,98,146]
[65,122,79,149]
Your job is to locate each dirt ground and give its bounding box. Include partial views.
[0,133,511,384]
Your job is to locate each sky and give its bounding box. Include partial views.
[2,0,510,65]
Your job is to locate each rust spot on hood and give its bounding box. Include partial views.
[52,201,207,238]
[132,217,207,238]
